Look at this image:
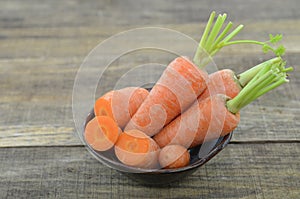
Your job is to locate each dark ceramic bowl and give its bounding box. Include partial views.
[83,110,233,186]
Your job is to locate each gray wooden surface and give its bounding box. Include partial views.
[0,0,299,198]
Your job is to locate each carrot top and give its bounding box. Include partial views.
[237,57,282,87]
[226,58,293,114]
[193,11,285,68]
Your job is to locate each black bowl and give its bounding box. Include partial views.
[83,110,233,186]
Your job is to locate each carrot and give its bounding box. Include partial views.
[124,13,244,136]
[125,56,209,136]
[159,145,190,169]
[154,94,239,148]
[84,116,121,151]
[154,59,292,148]
[125,12,284,137]
[114,129,160,169]
[198,69,242,100]
[198,58,282,100]
[94,91,114,118]
[94,87,149,129]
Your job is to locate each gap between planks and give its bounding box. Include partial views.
[0,140,299,149]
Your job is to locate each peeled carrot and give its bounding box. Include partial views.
[159,145,190,169]
[94,87,149,129]
[114,129,160,169]
[125,56,209,136]
[154,94,239,148]
[198,69,242,100]
[198,58,282,100]
[84,116,121,151]
[154,58,292,148]
[191,94,240,147]
[124,11,279,137]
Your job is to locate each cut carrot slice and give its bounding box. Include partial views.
[94,91,114,118]
[115,129,160,169]
[84,116,120,151]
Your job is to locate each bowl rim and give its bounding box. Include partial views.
[82,110,233,174]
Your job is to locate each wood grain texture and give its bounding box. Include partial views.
[0,125,80,147]
[0,0,300,198]
[0,0,299,28]
[0,144,299,199]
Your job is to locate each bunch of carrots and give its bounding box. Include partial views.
[84,12,292,170]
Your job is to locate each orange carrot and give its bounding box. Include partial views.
[198,58,282,100]
[94,91,114,118]
[198,69,242,100]
[84,116,121,151]
[94,87,149,129]
[154,58,291,148]
[159,145,190,169]
[114,129,160,169]
[154,94,240,148]
[125,57,209,136]
[124,11,270,136]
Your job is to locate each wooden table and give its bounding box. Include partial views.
[1,0,299,198]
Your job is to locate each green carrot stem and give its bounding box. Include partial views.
[253,78,288,99]
[222,40,265,46]
[282,67,293,72]
[237,73,277,110]
[194,12,216,67]
[195,24,245,68]
[204,14,226,50]
[238,57,282,87]
[208,22,233,53]
[193,11,285,69]
[209,25,244,57]
[199,12,216,50]
[221,40,282,55]
[193,12,246,68]
[226,60,291,114]
[219,25,244,44]
[226,70,274,113]
[246,59,277,87]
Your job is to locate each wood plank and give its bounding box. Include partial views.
[0,0,299,29]
[0,20,299,60]
[0,125,80,147]
[0,144,299,198]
